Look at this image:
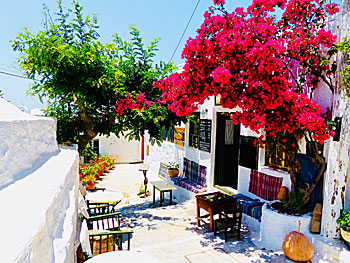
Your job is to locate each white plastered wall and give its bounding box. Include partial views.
[0,99,79,262]
[95,133,141,164]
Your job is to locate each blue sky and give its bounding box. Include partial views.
[0,0,341,109]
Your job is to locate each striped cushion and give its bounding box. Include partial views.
[248,170,283,201]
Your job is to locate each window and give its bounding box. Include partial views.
[224,120,235,145]
[91,139,99,155]
[239,136,258,170]
[189,112,200,148]
[160,128,174,142]
[265,143,288,170]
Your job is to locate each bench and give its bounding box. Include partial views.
[234,169,283,221]
[170,157,207,194]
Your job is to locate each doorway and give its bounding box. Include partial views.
[214,113,240,189]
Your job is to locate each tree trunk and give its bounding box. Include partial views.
[299,133,327,208]
[73,95,98,155]
[78,129,98,155]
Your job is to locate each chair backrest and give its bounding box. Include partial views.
[86,213,120,231]
[225,207,243,226]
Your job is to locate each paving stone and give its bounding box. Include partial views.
[94,164,298,263]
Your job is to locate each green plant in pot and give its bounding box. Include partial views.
[168,162,179,178]
[337,209,350,248]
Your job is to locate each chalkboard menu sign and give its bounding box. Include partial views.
[158,162,170,180]
[199,119,211,152]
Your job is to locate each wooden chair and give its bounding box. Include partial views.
[214,207,243,242]
[86,211,122,231]
[88,229,133,258]
[81,214,133,259]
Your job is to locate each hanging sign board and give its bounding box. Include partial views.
[174,127,185,147]
[199,119,211,152]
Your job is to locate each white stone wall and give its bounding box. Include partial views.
[95,133,141,164]
[0,99,59,189]
[0,148,79,263]
[0,99,79,262]
[321,11,350,238]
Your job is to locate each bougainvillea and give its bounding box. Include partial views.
[154,0,339,199]
[156,0,338,147]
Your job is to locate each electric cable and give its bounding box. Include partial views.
[169,0,201,62]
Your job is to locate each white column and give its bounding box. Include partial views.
[322,98,350,238]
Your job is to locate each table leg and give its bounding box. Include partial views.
[197,202,200,227]
[209,208,213,232]
[153,185,155,206]
[160,191,163,207]
[170,190,172,205]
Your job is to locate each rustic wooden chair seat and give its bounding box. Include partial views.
[214,207,243,242]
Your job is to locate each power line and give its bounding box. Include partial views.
[0,70,34,81]
[169,0,201,62]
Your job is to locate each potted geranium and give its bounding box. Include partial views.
[85,173,96,190]
[337,209,350,248]
[168,162,179,178]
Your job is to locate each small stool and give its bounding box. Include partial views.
[214,207,243,242]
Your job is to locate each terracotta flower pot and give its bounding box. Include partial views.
[168,169,179,178]
[85,181,95,190]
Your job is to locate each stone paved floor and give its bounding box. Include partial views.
[95,163,294,263]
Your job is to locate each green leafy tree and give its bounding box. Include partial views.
[12,1,187,154]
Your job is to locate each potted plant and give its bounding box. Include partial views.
[168,162,179,178]
[337,209,350,248]
[85,173,96,190]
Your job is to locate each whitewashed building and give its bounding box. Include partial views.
[93,133,142,164]
[144,6,350,260]
[0,98,79,262]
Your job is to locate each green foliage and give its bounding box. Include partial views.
[168,162,179,170]
[337,209,350,230]
[336,37,350,97]
[81,142,97,163]
[282,192,305,215]
[12,0,188,153]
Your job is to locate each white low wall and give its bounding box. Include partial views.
[0,148,79,263]
[0,99,59,189]
[259,203,312,251]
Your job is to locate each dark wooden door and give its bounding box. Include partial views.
[214,113,240,189]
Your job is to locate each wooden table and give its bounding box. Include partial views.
[85,190,123,204]
[196,191,236,232]
[150,181,177,206]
